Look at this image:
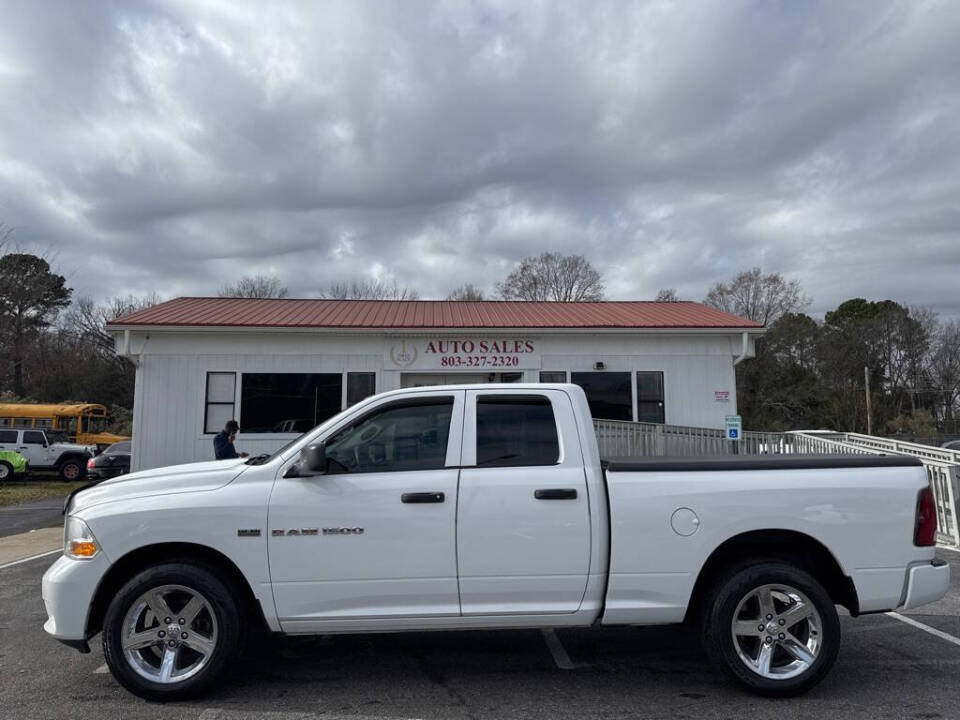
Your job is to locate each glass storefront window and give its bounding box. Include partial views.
[570,372,632,421]
[539,371,567,383]
[240,373,342,433]
[346,372,376,407]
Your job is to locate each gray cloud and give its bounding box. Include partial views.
[0,0,958,316]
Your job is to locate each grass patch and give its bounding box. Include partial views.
[0,479,87,507]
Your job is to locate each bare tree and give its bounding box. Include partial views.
[0,222,13,254]
[320,278,420,300]
[218,274,288,298]
[497,253,605,302]
[62,293,163,354]
[447,284,485,301]
[703,267,810,325]
[929,319,960,430]
[655,288,680,301]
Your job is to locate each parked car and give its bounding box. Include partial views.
[43,384,948,701]
[0,449,28,481]
[86,441,131,481]
[940,439,960,451]
[0,428,92,481]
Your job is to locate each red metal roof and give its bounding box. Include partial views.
[108,297,763,330]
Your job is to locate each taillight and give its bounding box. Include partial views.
[914,486,936,546]
[86,458,95,469]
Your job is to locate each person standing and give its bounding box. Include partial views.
[213,420,249,460]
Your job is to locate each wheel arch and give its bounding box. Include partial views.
[55,452,89,469]
[684,529,859,623]
[86,542,269,639]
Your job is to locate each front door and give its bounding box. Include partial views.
[269,390,465,629]
[19,430,54,467]
[456,389,592,615]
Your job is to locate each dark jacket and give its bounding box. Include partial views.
[213,430,238,460]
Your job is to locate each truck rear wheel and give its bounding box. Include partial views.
[102,562,242,701]
[700,561,840,697]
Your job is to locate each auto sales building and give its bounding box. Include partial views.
[108,298,763,471]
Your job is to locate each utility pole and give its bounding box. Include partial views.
[864,366,872,436]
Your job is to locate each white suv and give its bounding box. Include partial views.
[0,428,93,480]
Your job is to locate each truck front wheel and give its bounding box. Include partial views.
[700,561,840,697]
[102,562,242,701]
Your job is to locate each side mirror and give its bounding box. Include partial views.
[286,442,327,478]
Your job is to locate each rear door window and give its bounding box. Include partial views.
[475,395,560,467]
[23,431,46,445]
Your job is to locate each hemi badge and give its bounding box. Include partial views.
[237,529,261,537]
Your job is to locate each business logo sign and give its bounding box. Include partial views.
[389,339,419,368]
[385,337,540,371]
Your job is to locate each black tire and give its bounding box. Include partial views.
[0,461,13,482]
[102,562,242,702]
[58,457,85,482]
[700,561,840,697]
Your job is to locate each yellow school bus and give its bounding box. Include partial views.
[0,403,129,448]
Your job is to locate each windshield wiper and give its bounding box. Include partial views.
[244,454,272,465]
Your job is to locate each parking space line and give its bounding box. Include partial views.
[886,612,960,649]
[541,628,585,670]
[93,663,109,674]
[937,544,960,554]
[0,548,61,571]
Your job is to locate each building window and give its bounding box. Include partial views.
[204,372,237,434]
[346,372,376,407]
[325,397,454,473]
[570,372,632,421]
[476,395,559,467]
[539,371,567,383]
[636,371,665,424]
[240,373,341,433]
[500,372,523,383]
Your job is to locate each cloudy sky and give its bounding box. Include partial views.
[1,0,958,317]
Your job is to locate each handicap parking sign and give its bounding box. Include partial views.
[725,415,742,441]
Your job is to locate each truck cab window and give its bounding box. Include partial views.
[324,398,454,474]
[475,395,559,467]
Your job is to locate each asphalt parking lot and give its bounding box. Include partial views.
[1,549,959,720]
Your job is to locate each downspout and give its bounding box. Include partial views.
[733,331,751,366]
[120,329,140,368]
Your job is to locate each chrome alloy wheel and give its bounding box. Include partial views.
[121,584,219,684]
[731,583,822,680]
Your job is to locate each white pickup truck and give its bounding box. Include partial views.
[42,384,949,701]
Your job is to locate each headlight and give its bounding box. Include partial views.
[64,516,100,559]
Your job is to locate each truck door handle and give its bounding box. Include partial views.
[534,488,578,500]
[401,492,445,504]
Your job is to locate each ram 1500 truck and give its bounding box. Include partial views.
[42,384,949,701]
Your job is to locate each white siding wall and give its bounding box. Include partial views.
[126,330,751,471]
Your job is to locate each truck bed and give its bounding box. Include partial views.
[603,453,922,472]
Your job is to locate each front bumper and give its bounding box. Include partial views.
[900,559,950,610]
[41,552,110,650]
